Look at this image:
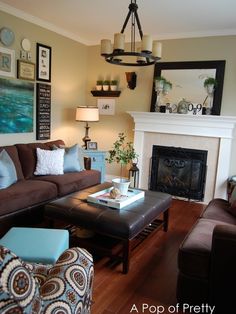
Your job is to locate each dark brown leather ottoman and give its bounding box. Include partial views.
[44,182,172,273]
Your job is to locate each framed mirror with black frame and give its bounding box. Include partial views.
[150,60,225,115]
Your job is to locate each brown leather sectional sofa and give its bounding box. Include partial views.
[177,198,236,313]
[0,140,101,225]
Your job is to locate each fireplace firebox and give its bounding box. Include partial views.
[150,145,207,201]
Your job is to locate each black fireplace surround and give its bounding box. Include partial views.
[150,145,207,201]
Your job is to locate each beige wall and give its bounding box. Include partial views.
[86,37,236,176]
[1,9,236,176]
[0,10,88,146]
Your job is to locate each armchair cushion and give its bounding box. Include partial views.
[0,245,94,314]
[0,246,42,313]
[41,247,94,313]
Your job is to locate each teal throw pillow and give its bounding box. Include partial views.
[0,149,17,189]
[53,144,84,172]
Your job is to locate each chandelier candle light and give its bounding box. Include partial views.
[101,0,162,66]
[76,106,99,148]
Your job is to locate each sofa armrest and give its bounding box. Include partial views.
[41,247,94,313]
[210,224,236,312]
[84,156,91,170]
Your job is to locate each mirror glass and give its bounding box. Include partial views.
[150,60,225,115]
[161,68,216,104]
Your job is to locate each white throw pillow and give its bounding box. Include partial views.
[34,148,65,175]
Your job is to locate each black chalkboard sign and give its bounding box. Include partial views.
[36,83,51,140]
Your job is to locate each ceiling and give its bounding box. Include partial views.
[1,0,236,45]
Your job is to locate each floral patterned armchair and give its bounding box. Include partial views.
[0,245,94,313]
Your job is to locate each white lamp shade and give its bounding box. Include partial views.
[76,107,99,122]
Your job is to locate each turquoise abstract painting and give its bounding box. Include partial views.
[0,78,34,133]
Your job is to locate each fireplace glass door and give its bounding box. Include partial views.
[150,145,208,201]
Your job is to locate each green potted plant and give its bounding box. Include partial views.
[110,80,118,91]
[106,133,138,195]
[96,80,103,91]
[204,77,217,89]
[154,76,166,91]
[103,80,110,91]
[204,77,217,111]
[163,80,172,94]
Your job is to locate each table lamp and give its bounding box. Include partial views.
[76,106,99,148]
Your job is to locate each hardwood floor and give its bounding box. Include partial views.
[90,199,205,314]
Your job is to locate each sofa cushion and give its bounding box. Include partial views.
[178,218,231,279]
[0,145,24,180]
[34,170,101,196]
[0,179,57,216]
[228,186,236,216]
[53,144,84,172]
[34,148,65,175]
[0,150,17,189]
[15,140,65,179]
[201,198,236,224]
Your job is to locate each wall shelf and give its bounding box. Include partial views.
[91,90,121,97]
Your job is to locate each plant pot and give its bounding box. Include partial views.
[96,85,102,91]
[110,85,117,91]
[103,85,109,91]
[112,178,130,196]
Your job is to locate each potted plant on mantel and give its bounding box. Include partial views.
[106,133,138,195]
[204,77,217,112]
[204,77,217,94]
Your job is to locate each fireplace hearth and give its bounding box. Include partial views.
[150,145,207,201]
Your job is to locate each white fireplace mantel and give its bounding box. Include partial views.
[128,112,236,202]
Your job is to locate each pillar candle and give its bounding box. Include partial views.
[114,33,125,51]
[141,35,152,53]
[152,41,162,58]
[101,39,112,55]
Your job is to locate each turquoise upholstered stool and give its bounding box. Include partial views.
[0,227,69,264]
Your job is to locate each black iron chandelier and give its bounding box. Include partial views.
[100,0,162,66]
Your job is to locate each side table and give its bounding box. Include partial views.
[85,150,106,182]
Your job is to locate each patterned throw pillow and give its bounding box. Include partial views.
[41,247,94,314]
[0,149,17,189]
[34,147,65,175]
[0,245,43,313]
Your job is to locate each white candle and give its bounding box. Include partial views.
[101,39,112,55]
[114,33,125,51]
[141,35,152,53]
[152,41,162,58]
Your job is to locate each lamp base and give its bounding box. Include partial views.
[82,123,91,149]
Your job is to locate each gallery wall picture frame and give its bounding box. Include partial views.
[97,98,115,115]
[17,60,35,81]
[36,43,51,82]
[0,47,15,78]
[87,141,98,150]
[36,83,51,140]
